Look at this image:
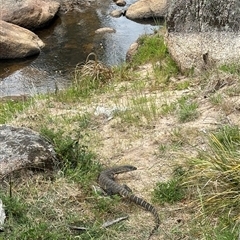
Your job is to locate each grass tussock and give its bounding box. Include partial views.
[56,52,114,102]
[152,178,185,204]
[182,125,240,220]
[73,53,113,96]
[177,95,199,122]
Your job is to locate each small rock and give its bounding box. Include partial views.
[95,27,116,34]
[115,0,126,7]
[94,106,127,120]
[110,9,123,18]
[126,42,139,62]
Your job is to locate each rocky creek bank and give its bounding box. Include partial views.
[1,0,239,74]
[0,0,165,60]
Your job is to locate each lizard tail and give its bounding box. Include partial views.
[129,194,160,239]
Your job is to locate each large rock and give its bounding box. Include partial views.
[165,0,240,73]
[0,125,57,176]
[0,20,45,59]
[0,0,60,30]
[125,0,169,20]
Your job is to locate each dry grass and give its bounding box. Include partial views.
[73,52,114,93]
[182,128,240,218]
[1,32,240,239]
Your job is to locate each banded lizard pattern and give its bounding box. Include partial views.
[98,165,160,239]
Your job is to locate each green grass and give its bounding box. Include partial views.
[177,95,199,122]
[181,124,240,220]
[203,220,239,240]
[152,166,186,205]
[131,34,179,86]
[0,190,70,239]
[40,127,101,184]
[160,101,177,115]
[186,216,239,240]
[211,124,240,151]
[175,80,190,90]
[160,95,199,122]
[152,177,185,204]
[219,63,240,76]
[0,99,31,124]
[112,63,136,82]
[132,34,169,65]
[209,93,223,105]
[112,94,160,126]
[0,179,127,240]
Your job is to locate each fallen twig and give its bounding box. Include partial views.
[101,215,129,228]
[69,215,129,232]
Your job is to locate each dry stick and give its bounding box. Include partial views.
[69,215,129,231]
[101,215,129,228]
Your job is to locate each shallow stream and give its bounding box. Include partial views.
[0,0,161,98]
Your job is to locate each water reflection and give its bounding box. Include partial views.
[0,0,161,97]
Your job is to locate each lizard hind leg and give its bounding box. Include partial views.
[122,184,133,193]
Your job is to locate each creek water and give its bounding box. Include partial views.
[0,0,161,98]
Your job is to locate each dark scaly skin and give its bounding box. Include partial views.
[98,165,160,239]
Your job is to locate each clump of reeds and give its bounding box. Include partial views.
[73,53,113,94]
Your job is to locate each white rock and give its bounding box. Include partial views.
[95,27,116,34]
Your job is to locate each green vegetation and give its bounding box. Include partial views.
[114,95,159,125]
[152,178,185,204]
[132,34,172,66]
[175,80,190,90]
[182,125,239,235]
[1,30,240,239]
[40,127,101,184]
[160,101,177,116]
[131,33,179,89]
[219,63,240,76]
[160,95,199,122]
[177,95,199,122]
[209,93,223,105]
[0,99,31,124]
